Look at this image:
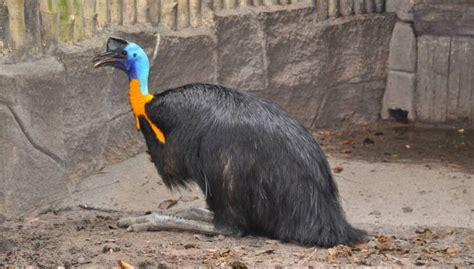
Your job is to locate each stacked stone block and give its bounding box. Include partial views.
[381,18,417,121]
[0,0,387,62]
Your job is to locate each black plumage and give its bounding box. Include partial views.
[92,36,366,247]
[139,83,366,247]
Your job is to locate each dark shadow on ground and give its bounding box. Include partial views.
[315,122,474,174]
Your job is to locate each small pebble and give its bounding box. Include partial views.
[102,243,121,253]
[367,241,379,249]
[369,210,382,218]
[395,239,411,252]
[402,207,413,213]
[363,137,375,144]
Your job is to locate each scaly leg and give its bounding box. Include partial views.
[174,207,214,223]
[117,208,225,235]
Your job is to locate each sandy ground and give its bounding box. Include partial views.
[1,124,473,267]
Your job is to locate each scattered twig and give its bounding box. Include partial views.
[151,34,161,63]
[298,248,318,265]
[73,180,120,194]
[78,204,121,213]
[334,174,359,184]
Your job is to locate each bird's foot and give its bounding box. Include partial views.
[117,211,221,235]
[174,207,214,223]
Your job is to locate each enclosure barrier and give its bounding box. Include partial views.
[0,0,385,56]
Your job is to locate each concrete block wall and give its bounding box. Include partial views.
[382,0,474,126]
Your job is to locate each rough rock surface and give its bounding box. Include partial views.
[0,57,66,160]
[0,57,68,216]
[100,113,145,166]
[57,46,129,180]
[388,22,416,73]
[149,33,217,91]
[382,21,417,122]
[382,71,416,121]
[315,81,386,127]
[386,0,414,21]
[414,1,474,37]
[0,106,67,216]
[258,8,395,127]
[216,11,266,92]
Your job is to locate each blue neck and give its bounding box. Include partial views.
[129,62,149,95]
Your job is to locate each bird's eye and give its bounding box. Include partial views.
[121,50,127,56]
[133,53,137,58]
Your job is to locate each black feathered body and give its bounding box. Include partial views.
[138,83,366,247]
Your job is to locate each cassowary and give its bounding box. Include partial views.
[93,36,366,247]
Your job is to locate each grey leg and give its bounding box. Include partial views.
[117,211,225,235]
[174,207,214,222]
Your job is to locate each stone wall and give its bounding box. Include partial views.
[0,0,392,62]
[0,0,315,61]
[382,0,474,126]
[0,1,394,216]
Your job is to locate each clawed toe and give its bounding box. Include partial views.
[126,222,154,232]
[117,212,220,235]
[118,213,158,230]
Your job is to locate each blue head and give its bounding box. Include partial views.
[93,37,150,95]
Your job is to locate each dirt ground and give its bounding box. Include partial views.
[318,122,474,174]
[1,123,473,267]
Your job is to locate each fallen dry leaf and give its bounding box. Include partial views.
[332,165,344,173]
[184,242,199,249]
[351,241,368,251]
[411,236,427,244]
[341,149,353,154]
[117,260,134,269]
[158,199,178,210]
[445,246,462,255]
[326,245,352,262]
[229,260,248,269]
[373,234,389,243]
[256,249,275,255]
[415,227,432,234]
[318,130,335,137]
[219,248,231,256]
[342,140,353,145]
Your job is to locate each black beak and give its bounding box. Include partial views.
[93,50,123,68]
[93,36,129,69]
